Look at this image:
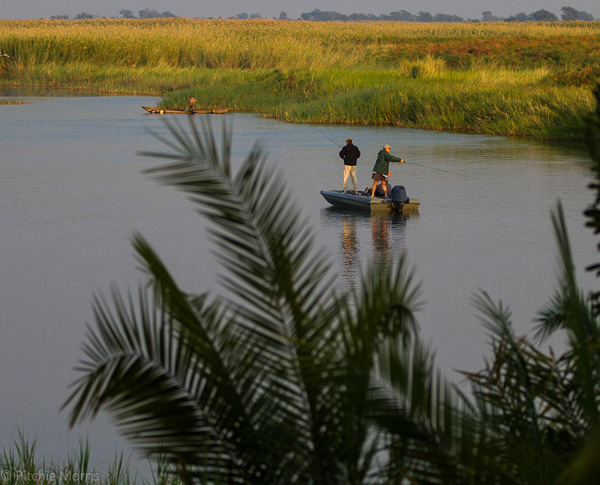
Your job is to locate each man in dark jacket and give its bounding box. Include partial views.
[339,137,361,193]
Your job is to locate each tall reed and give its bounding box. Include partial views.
[1,18,598,138]
[2,19,599,72]
[0,430,179,485]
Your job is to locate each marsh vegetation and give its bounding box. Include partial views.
[1,18,599,138]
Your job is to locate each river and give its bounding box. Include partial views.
[0,94,597,475]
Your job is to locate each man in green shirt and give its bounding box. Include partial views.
[370,144,405,198]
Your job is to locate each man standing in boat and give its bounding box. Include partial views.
[370,144,405,198]
[339,137,361,194]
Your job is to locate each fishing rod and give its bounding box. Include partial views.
[313,127,342,148]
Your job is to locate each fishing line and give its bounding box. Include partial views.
[403,160,474,179]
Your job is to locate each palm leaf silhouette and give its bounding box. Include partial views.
[66,117,466,483]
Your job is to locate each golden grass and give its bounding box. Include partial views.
[1,18,598,138]
[2,18,600,70]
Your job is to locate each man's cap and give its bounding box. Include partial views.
[383,144,391,149]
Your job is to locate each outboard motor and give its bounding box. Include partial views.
[391,185,409,210]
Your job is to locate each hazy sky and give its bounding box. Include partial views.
[1,0,598,20]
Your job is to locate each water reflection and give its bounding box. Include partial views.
[341,213,359,282]
[320,207,419,289]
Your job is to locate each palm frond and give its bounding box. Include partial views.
[142,117,336,340]
[551,204,600,430]
[534,288,567,343]
[558,434,600,485]
[66,241,316,483]
[63,286,236,473]
[354,253,422,345]
[470,291,545,438]
[69,117,390,484]
[584,84,600,285]
[133,233,321,482]
[141,118,354,474]
[371,328,492,484]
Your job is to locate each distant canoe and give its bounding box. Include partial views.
[142,106,230,115]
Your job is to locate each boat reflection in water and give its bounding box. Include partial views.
[320,207,419,291]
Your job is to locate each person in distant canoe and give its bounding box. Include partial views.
[370,144,405,198]
[339,137,361,193]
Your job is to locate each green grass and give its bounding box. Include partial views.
[157,66,593,139]
[1,18,598,139]
[0,430,177,485]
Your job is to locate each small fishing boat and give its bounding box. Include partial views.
[142,106,230,115]
[320,189,420,213]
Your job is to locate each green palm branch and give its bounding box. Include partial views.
[64,117,475,484]
[456,84,600,484]
[462,206,600,484]
[584,84,600,299]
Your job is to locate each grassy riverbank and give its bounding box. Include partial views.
[1,18,599,139]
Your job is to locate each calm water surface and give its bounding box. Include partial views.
[0,95,596,471]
